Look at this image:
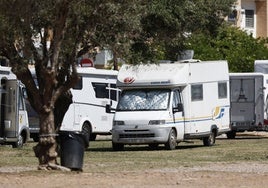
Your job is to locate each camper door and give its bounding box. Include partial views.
[2,80,19,138]
[230,78,255,123]
[172,90,184,140]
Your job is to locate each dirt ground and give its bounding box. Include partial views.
[1,133,268,188]
[1,162,268,188]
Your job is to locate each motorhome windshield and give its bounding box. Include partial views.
[117,89,170,111]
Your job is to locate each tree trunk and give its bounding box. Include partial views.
[33,92,72,170]
[33,110,59,170]
[54,91,72,129]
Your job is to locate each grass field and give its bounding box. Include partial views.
[1,132,268,173]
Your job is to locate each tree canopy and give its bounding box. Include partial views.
[0,0,238,170]
[132,0,236,62]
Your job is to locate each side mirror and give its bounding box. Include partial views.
[106,102,116,114]
[22,88,28,99]
[173,103,183,113]
[177,103,183,112]
[106,104,111,113]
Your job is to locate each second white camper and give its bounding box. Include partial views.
[28,67,120,143]
[111,60,230,150]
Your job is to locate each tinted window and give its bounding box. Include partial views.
[73,77,82,90]
[218,82,227,99]
[92,83,109,98]
[191,84,203,101]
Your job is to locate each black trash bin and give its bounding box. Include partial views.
[59,131,87,171]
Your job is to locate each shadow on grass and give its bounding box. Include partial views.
[86,133,268,152]
[86,142,205,152]
[217,136,268,140]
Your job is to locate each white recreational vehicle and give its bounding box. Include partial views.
[28,67,120,143]
[60,67,120,141]
[111,60,230,150]
[0,66,30,148]
[228,73,267,139]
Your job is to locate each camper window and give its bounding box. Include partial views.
[73,77,82,90]
[92,82,117,101]
[218,82,227,99]
[172,90,183,112]
[172,90,182,107]
[191,84,203,101]
[230,79,254,102]
[92,82,109,99]
[109,84,118,101]
[19,88,24,110]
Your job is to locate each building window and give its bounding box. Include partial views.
[245,10,254,28]
[228,9,237,24]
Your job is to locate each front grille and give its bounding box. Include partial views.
[125,129,149,132]
[119,133,155,138]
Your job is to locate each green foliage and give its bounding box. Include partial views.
[132,0,236,62]
[186,25,268,72]
[0,0,237,66]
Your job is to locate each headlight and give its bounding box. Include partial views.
[113,121,125,126]
[148,120,165,125]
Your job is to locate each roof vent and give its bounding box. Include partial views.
[177,50,194,61]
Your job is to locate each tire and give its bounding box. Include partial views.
[32,134,39,142]
[82,122,90,148]
[12,134,24,148]
[226,130,236,139]
[112,142,124,151]
[203,131,216,146]
[89,133,97,141]
[165,128,177,150]
[148,143,159,150]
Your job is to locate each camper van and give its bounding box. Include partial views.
[228,73,267,139]
[28,67,120,142]
[111,60,230,150]
[0,66,30,148]
[60,67,119,141]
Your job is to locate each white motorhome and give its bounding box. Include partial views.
[228,73,267,139]
[111,60,230,150]
[0,66,30,148]
[60,67,120,141]
[28,67,120,142]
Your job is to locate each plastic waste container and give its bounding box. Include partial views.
[59,131,88,171]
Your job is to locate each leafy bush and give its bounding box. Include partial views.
[186,25,268,72]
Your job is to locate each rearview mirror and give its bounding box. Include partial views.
[106,103,116,114]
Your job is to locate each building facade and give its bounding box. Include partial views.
[229,0,268,38]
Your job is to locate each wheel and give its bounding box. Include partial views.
[12,134,24,148]
[165,128,177,150]
[203,131,216,146]
[112,142,124,151]
[226,130,236,139]
[148,143,159,150]
[32,134,39,142]
[89,133,97,141]
[82,122,90,147]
